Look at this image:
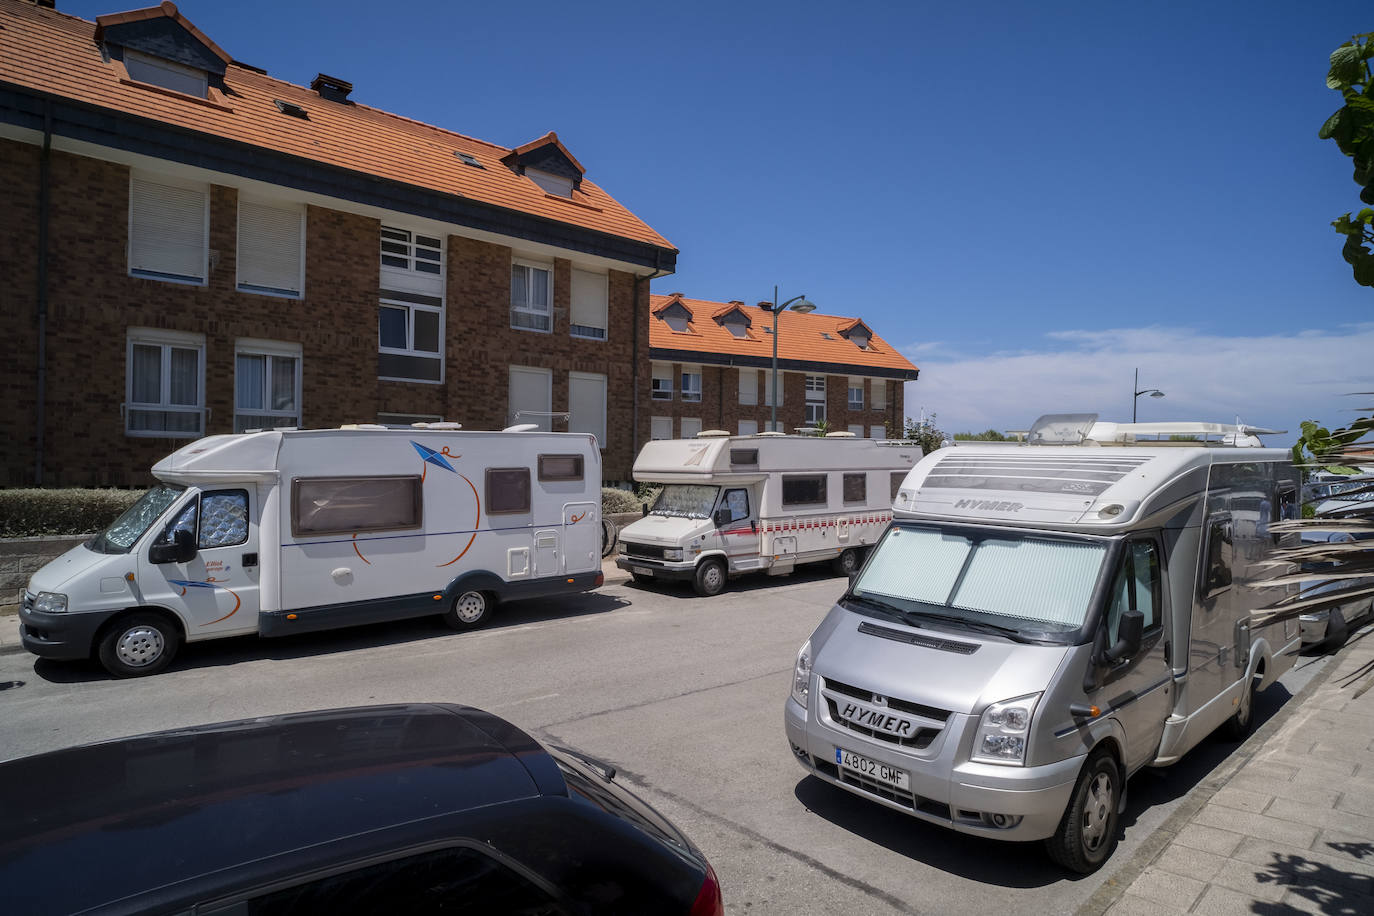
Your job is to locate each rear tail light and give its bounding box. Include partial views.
[594,572,605,587]
[688,861,723,916]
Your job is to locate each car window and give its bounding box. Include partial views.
[235,846,567,915]
[1105,539,1162,643]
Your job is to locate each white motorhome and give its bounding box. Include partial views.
[784,415,1302,872]
[20,426,604,677]
[616,432,919,595]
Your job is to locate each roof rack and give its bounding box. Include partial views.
[1025,413,1286,448]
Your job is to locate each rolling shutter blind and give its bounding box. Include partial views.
[738,368,757,405]
[238,201,303,295]
[508,367,552,430]
[568,372,607,446]
[570,270,608,336]
[130,177,206,281]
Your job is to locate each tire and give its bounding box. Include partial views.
[97,612,180,678]
[630,572,654,585]
[1220,672,1259,741]
[693,558,727,597]
[832,548,861,577]
[443,590,494,630]
[1045,749,1121,874]
[600,518,619,559]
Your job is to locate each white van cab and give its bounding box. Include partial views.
[20,425,604,676]
[784,415,1301,872]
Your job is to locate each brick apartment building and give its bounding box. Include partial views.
[0,0,678,487]
[645,294,918,441]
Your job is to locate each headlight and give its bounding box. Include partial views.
[663,547,684,561]
[972,693,1041,766]
[791,639,812,707]
[34,592,68,614]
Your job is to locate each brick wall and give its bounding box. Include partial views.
[2,139,648,486]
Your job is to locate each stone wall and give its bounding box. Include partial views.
[0,535,89,613]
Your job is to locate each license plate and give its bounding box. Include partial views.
[632,567,652,577]
[835,747,909,790]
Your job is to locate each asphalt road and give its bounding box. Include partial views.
[0,568,1330,915]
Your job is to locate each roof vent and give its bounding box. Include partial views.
[454,151,484,169]
[310,73,352,103]
[273,99,309,119]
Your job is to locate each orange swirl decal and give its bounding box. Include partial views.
[570,511,588,524]
[170,577,242,626]
[438,473,481,567]
[352,533,371,565]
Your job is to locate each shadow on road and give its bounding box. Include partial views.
[29,591,632,684]
[622,562,849,600]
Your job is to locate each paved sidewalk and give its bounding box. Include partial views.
[1087,628,1374,915]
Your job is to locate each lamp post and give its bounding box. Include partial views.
[1132,367,1165,423]
[764,285,815,432]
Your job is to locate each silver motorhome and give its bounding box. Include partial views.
[783,415,1301,872]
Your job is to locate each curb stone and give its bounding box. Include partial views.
[1074,652,1341,916]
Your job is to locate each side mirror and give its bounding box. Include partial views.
[713,508,732,528]
[150,527,196,565]
[1103,609,1144,664]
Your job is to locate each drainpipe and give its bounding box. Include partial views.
[631,250,666,469]
[35,101,52,486]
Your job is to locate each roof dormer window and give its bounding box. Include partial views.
[124,49,208,98]
[526,167,574,197]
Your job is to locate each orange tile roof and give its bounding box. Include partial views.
[0,0,675,254]
[648,294,919,377]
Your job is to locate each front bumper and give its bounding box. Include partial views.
[19,604,120,660]
[784,694,1080,842]
[615,556,696,582]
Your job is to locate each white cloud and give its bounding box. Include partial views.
[903,325,1374,441]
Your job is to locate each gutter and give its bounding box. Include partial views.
[34,100,51,486]
[632,251,668,468]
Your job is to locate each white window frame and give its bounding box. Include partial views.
[236,199,305,298]
[234,339,302,432]
[125,328,205,438]
[680,417,703,439]
[380,225,443,276]
[805,401,827,425]
[511,258,553,333]
[848,377,865,411]
[123,49,208,98]
[805,375,826,401]
[568,371,607,447]
[128,173,209,285]
[681,370,703,403]
[738,368,757,406]
[570,269,608,341]
[651,362,673,401]
[650,416,673,440]
[378,298,445,384]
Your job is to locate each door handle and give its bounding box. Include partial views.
[242,553,259,568]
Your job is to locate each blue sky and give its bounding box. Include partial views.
[65,0,1374,441]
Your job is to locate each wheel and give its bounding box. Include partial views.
[693,558,727,597]
[97,613,180,678]
[443,590,493,630]
[1045,749,1121,874]
[832,548,861,577]
[1220,672,1259,740]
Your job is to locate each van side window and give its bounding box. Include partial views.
[159,502,197,545]
[1201,517,1233,596]
[1106,539,1162,644]
[537,454,583,482]
[843,473,866,503]
[890,471,906,500]
[199,490,249,548]
[486,468,532,514]
[292,477,422,536]
[782,474,827,507]
[723,488,750,522]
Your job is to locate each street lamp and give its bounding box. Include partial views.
[1132,367,1165,423]
[762,285,815,431]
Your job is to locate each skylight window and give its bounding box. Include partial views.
[273,99,309,119]
[124,49,208,99]
[820,332,833,340]
[455,152,484,169]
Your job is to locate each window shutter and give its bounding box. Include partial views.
[238,200,303,295]
[738,369,757,405]
[570,270,608,334]
[130,177,207,281]
[680,417,702,438]
[508,367,552,430]
[568,372,607,446]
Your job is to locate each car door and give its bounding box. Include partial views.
[141,487,260,638]
[1094,535,1172,773]
[719,487,759,567]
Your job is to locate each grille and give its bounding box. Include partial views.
[622,542,665,560]
[821,677,949,750]
[823,677,950,721]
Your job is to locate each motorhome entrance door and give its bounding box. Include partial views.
[562,502,598,573]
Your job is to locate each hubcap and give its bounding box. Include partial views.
[842,552,857,573]
[1081,772,1113,852]
[704,565,723,591]
[116,626,165,668]
[455,592,486,623]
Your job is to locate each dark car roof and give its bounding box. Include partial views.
[0,704,570,913]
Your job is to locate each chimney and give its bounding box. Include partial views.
[728,300,745,307]
[756,300,773,310]
[310,73,353,103]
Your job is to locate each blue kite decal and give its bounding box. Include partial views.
[410,440,457,473]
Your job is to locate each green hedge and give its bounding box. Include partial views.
[0,489,142,539]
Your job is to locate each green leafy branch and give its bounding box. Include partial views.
[1320,32,1374,287]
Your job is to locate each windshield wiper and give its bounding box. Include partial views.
[845,592,918,626]
[902,609,1037,644]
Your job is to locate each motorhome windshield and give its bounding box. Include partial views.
[87,484,186,554]
[849,524,1107,637]
[650,485,720,519]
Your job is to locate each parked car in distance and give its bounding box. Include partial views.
[1298,528,1374,647]
[0,704,722,916]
